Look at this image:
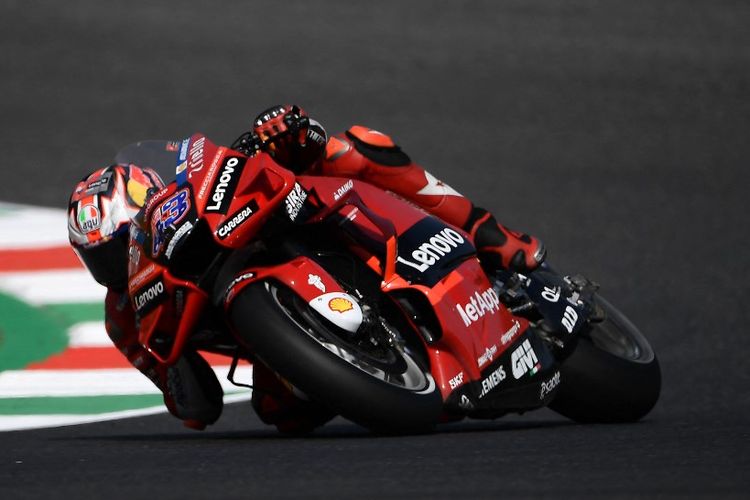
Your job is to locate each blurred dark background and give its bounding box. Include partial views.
[1,0,749,494]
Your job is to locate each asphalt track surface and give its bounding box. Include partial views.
[1,0,749,497]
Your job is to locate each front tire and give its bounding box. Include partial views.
[548,295,661,423]
[229,281,443,433]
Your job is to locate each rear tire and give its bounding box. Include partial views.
[548,295,661,423]
[229,281,443,433]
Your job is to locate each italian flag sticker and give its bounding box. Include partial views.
[0,203,252,432]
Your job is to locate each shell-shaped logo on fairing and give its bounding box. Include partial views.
[309,292,363,333]
[328,297,354,313]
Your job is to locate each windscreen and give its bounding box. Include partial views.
[114,140,181,184]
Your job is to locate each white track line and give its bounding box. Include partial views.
[67,321,110,347]
[0,366,253,397]
[0,269,105,305]
[0,202,68,250]
[0,393,253,432]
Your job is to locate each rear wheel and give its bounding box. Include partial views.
[548,295,661,423]
[229,281,443,433]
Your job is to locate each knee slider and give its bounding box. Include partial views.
[345,125,411,167]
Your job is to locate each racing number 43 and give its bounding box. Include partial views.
[152,189,191,256]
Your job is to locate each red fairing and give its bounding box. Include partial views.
[294,174,530,400]
[298,176,429,234]
[183,134,297,249]
[222,256,347,309]
[415,259,529,397]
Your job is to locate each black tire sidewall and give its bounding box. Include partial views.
[548,336,662,423]
[229,282,443,433]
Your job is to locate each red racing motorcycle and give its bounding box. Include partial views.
[118,134,660,432]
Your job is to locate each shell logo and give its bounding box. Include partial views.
[328,297,354,313]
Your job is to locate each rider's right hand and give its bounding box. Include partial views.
[253,104,310,159]
[248,104,327,173]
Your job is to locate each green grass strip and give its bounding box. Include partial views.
[43,302,104,327]
[0,395,165,414]
[0,292,69,371]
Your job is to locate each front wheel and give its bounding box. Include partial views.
[548,295,661,423]
[229,281,443,433]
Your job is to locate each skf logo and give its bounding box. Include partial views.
[328,297,354,313]
[448,371,464,390]
[511,339,541,379]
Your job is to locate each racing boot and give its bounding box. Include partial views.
[462,207,546,275]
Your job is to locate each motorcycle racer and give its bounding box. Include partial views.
[67,105,545,433]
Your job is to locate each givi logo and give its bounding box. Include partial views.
[511,339,541,379]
